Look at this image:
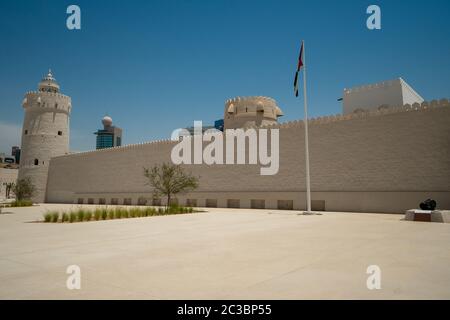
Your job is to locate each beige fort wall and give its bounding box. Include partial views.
[46,100,450,213]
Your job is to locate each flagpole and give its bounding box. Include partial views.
[302,40,312,213]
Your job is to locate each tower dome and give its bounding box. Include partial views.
[102,115,113,127]
[38,69,60,93]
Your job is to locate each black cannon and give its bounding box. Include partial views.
[419,199,437,211]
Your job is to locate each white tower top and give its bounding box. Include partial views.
[38,69,60,93]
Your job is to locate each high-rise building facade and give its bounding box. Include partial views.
[11,146,20,164]
[94,116,122,149]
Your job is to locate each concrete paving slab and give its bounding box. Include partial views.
[0,204,449,299]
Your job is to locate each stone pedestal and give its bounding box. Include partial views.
[405,209,450,223]
[430,210,450,223]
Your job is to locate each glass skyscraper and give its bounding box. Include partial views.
[94,116,122,149]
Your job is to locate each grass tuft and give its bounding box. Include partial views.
[114,208,122,219]
[77,210,85,222]
[51,212,59,223]
[44,213,52,222]
[94,209,101,221]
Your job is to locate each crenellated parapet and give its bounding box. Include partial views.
[23,91,72,114]
[225,96,277,106]
[343,79,401,94]
[258,98,450,130]
[53,138,178,159]
[24,90,71,101]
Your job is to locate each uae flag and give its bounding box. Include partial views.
[293,41,304,97]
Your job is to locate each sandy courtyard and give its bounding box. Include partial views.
[0,204,449,299]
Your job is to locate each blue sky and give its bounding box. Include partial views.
[0,0,449,153]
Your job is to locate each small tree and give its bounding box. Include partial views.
[13,177,36,201]
[5,182,15,199]
[144,163,199,209]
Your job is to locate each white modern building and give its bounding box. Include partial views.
[343,78,424,114]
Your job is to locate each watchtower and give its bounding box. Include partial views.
[18,70,72,202]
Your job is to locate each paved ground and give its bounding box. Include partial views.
[0,204,449,299]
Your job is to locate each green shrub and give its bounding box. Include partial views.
[10,200,33,207]
[61,213,69,222]
[188,207,194,213]
[130,208,141,218]
[158,207,164,214]
[51,212,59,223]
[101,209,108,220]
[114,208,122,219]
[69,212,77,223]
[85,211,92,221]
[94,209,101,221]
[12,177,36,202]
[167,205,175,214]
[77,210,85,222]
[44,213,52,222]
[108,210,115,219]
